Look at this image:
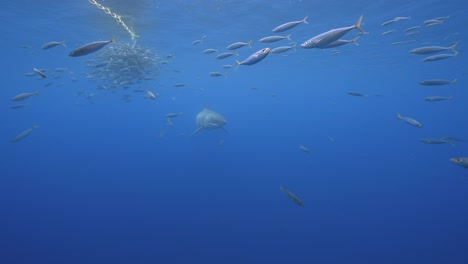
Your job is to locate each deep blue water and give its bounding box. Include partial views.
[1,0,467,263]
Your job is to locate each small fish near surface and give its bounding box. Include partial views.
[280,185,304,206]
[202,48,218,54]
[423,96,453,101]
[421,52,458,62]
[397,113,422,128]
[449,157,468,168]
[11,123,38,143]
[299,145,310,153]
[347,91,381,97]
[216,51,238,59]
[270,42,297,54]
[33,67,47,78]
[301,15,363,49]
[166,112,183,118]
[259,34,291,43]
[235,48,270,68]
[409,42,458,55]
[145,88,157,100]
[191,108,227,136]
[41,40,66,50]
[419,79,456,86]
[318,35,360,49]
[272,16,308,33]
[208,72,227,77]
[226,40,252,50]
[346,91,367,97]
[420,138,453,145]
[173,83,188,87]
[12,90,39,101]
[69,36,115,57]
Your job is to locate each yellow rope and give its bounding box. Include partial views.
[89,0,139,39]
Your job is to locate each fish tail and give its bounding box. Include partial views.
[34,90,39,95]
[355,15,364,33]
[447,96,453,100]
[235,60,241,70]
[290,42,297,50]
[286,34,291,40]
[62,40,67,47]
[110,35,115,42]
[235,50,239,56]
[302,16,309,24]
[450,41,459,51]
[32,122,38,129]
[454,51,459,56]
[351,35,361,46]
[452,79,457,85]
[247,40,252,48]
[397,113,402,119]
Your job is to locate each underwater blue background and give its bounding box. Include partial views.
[1,0,467,263]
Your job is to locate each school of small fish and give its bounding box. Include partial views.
[10,12,467,208]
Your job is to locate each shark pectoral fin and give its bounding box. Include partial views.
[191,127,202,137]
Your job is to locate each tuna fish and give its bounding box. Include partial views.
[301,16,363,49]
[69,36,114,57]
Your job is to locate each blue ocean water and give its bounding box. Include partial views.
[1,0,467,263]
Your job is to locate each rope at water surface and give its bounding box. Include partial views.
[89,0,139,40]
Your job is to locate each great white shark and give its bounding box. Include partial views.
[191,108,227,136]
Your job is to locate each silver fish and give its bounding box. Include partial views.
[421,52,458,62]
[382,30,397,36]
[173,83,188,87]
[202,48,218,54]
[259,34,291,43]
[10,104,28,109]
[397,113,422,128]
[270,42,297,54]
[41,41,66,50]
[226,40,252,50]
[318,35,360,49]
[409,42,458,55]
[166,112,183,118]
[12,90,39,101]
[146,88,157,100]
[11,123,38,143]
[420,138,453,145]
[347,91,367,97]
[208,72,226,77]
[216,51,238,59]
[272,16,308,32]
[381,19,397,26]
[404,26,421,32]
[235,48,270,67]
[423,96,453,101]
[33,68,47,78]
[69,36,114,57]
[301,16,363,49]
[280,185,304,206]
[419,79,456,85]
